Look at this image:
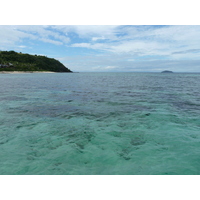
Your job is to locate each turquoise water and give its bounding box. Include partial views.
[0,72,200,175]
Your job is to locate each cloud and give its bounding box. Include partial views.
[92,36,106,41]
[18,45,27,48]
[53,25,121,40]
[0,25,70,50]
[71,42,111,52]
[17,25,71,44]
[70,39,169,57]
[105,66,118,69]
[172,49,200,55]
[67,25,200,61]
[40,38,63,45]
[0,26,36,49]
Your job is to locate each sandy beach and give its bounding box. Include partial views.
[0,71,55,74]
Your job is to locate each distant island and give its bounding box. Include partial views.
[0,50,72,72]
[161,70,173,73]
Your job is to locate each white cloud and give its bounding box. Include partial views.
[92,36,106,41]
[0,26,36,49]
[71,42,110,51]
[40,38,63,45]
[71,39,170,57]
[91,65,118,71]
[18,45,26,48]
[71,43,91,48]
[52,25,121,41]
[105,66,118,69]
[0,25,70,50]
[17,25,71,44]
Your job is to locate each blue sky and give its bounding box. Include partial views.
[1,25,200,72]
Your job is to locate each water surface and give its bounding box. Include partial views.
[0,72,200,174]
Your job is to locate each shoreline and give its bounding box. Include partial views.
[0,71,56,74]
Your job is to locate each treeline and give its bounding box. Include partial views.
[0,51,72,72]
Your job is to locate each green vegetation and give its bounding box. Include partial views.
[161,70,173,73]
[0,50,72,72]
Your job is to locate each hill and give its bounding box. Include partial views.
[0,51,72,72]
[161,70,173,73]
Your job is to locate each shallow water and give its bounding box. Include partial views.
[0,72,200,174]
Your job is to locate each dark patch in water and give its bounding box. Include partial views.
[109,131,121,137]
[65,127,95,154]
[0,139,9,145]
[54,162,62,166]
[118,148,131,160]
[130,137,146,146]
[16,125,23,129]
[76,142,85,150]
[26,155,35,161]
[172,100,200,113]
[7,104,79,118]
[0,96,28,101]
[15,122,41,130]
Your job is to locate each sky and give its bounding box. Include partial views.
[1,25,200,72]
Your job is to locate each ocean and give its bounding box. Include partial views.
[0,72,200,175]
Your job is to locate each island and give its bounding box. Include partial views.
[161,70,173,73]
[0,50,72,72]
